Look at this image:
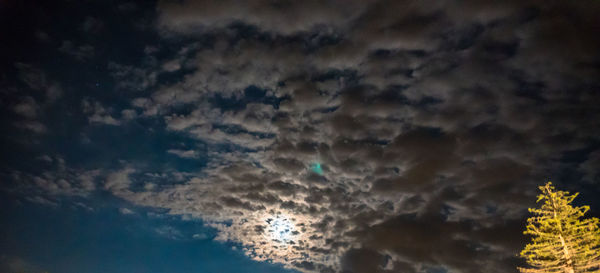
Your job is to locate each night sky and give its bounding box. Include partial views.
[1,1,600,273]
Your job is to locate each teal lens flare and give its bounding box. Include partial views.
[310,162,323,175]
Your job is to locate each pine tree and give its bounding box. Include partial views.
[519,182,600,273]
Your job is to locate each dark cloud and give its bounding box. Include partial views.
[12,96,39,118]
[58,40,95,60]
[341,248,388,273]
[82,98,123,126]
[157,0,368,35]
[0,255,42,273]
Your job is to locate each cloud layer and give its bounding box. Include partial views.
[2,0,600,273]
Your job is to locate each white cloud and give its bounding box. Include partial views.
[192,233,209,240]
[104,167,135,192]
[119,207,135,215]
[154,225,183,240]
[167,149,198,158]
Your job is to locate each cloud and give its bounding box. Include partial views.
[121,109,138,120]
[81,16,104,33]
[157,0,368,35]
[74,202,95,211]
[192,233,209,240]
[9,93,49,134]
[6,161,99,202]
[162,58,181,72]
[104,167,135,192]
[167,149,199,159]
[119,207,135,215]
[36,155,53,163]
[148,1,598,272]
[579,150,600,184]
[14,121,46,134]
[82,99,122,126]
[15,63,47,91]
[7,1,600,273]
[108,62,158,91]
[0,255,42,273]
[12,96,39,118]
[25,196,58,207]
[14,63,63,101]
[154,225,184,240]
[131,1,600,271]
[58,40,95,60]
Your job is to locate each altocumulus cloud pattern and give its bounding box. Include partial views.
[1,1,600,273]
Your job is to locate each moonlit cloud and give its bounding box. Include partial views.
[122,1,600,271]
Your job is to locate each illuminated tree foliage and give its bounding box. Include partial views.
[519,182,600,273]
